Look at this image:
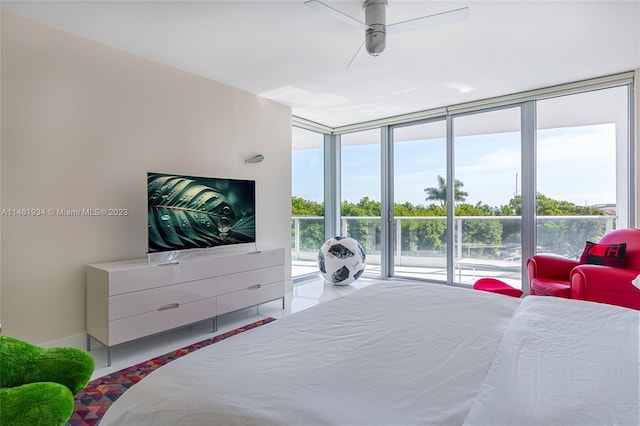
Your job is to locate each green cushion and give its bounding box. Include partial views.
[0,382,74,426]
[0,335,95,425]
[0,335,94,395]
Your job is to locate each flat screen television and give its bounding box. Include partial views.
[147,172,256,253]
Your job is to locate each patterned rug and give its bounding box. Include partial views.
[67,317,276,425]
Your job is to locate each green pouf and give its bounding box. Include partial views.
[0,335,95,425]
[0,335,95,394]
[0,382,74,426]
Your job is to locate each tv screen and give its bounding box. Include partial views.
[147,172,256,253]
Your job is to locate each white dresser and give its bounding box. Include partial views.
[86,248,284,365]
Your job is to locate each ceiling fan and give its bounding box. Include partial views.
[305,0,469,66]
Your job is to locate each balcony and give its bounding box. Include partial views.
[291,215,616,290]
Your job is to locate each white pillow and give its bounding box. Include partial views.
[632,274,640,289]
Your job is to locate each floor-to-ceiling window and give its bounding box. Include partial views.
[452,107,522,288]
[340,129,381,278]
[291,75,634,286]
[291,126,325,279]
[392,120,447,282]
[534,86,629,258]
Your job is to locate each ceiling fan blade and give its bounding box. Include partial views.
[304,0,370,31]
[387,6,469,34]
[347,41,365,68]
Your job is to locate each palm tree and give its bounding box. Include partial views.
[424,175,468,206]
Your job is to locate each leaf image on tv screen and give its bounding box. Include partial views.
[148,173,256,252]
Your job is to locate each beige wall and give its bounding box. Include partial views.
[0,12,292,344]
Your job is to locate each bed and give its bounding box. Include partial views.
[100,281,639,425]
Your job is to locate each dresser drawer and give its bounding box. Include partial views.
[104,264,176,295]
[217,281,284,316]
[105,260,220,295]
[109,296,217,346]
[217,265,284,295]
[109,277,217,320]
[211,250,284,276]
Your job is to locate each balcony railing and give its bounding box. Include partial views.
[291,215,616,288]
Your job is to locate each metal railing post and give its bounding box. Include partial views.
[294,218,300,259]
[396,218,402,265]
[606,216,614,233]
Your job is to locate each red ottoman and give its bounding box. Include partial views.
[473,277,523,298]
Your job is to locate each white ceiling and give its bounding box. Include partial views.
[2,1,639,129]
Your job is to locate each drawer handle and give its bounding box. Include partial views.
[247,284,261,290]
[158,303,180,311]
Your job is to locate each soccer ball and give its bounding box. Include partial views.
[318,236,366,285]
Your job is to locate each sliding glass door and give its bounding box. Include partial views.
[291,126,325,279]
[535,86,629,258]
[452,107,522,288]
[392,120,447,282]
[340,129,381,278]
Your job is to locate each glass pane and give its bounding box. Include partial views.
[393,120,447,282]
[453,107,522,288]
[536,86,628,257]
[291,126,324,278]
[340,129,381,278]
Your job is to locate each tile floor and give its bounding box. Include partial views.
[89,275,387,380]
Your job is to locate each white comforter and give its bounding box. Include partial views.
[463,296,640,426]
[101,282,521,425]
[101,282,640,425]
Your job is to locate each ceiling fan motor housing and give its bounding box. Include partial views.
[363,0,387,55]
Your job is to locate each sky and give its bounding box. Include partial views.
[292,123,617,209]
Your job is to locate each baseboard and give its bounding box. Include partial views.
[39,332,87,350]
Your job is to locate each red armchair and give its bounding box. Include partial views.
[527,228,640,310]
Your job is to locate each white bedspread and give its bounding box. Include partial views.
[101,283,640,425]
[101,282,521,425]
[463,296,640,426]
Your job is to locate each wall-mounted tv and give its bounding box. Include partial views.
[147,172,256,253]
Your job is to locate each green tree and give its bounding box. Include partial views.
[340,197,381,251]
[507,193,608,256]
[291,196,324,251]
[292,189,612,258]
[424,175,468,206]
[393,202,446,253]
[455,202,503,256]
[292,196,323,216]
[507,193,605,216]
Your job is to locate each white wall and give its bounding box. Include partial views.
[0,12,292,344]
